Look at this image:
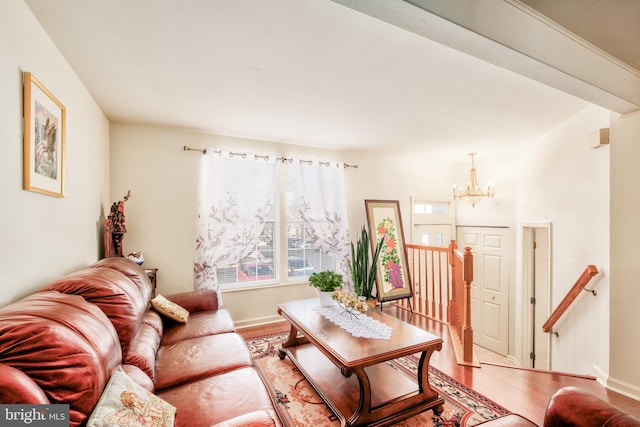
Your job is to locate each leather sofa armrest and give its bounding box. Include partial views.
[473,414,536,426]
[0,364,50,403]
[544,386,640,427]
[164,289,219,312]
[210,410,278,427]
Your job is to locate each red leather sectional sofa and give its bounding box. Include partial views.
[479,385,640,426]
[0,257,285,427]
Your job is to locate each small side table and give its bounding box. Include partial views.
[144,268,158,297]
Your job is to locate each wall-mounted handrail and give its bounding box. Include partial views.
[542,265,599,333]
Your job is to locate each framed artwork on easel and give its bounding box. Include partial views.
[365,200,413,303]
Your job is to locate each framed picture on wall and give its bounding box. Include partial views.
[23,71,66,197]
[365,199,413,303]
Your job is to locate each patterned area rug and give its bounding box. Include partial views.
[245,332,511,427]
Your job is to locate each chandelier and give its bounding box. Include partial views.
[452,153,495,207]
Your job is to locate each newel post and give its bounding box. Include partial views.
[462,246,474,363]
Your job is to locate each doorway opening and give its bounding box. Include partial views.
[409,198,454,247]
[522,223,552,370]
[457,226,510,356]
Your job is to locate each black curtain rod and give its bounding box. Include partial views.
[182,145,358,169]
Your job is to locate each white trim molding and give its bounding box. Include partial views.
[331,0,640,114]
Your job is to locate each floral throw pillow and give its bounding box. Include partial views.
[150,294,189,323]
[87,366,176,427]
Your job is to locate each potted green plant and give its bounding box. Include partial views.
[309,270,343,306]
[349,225,384,300]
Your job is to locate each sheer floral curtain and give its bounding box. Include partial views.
[286,160,352,289]
[193,151,277,299]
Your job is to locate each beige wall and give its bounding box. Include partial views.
[515,105,611,376]
[610,109,640,399]
[0,0,110,306]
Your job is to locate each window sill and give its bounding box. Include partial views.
[221,279,311,293]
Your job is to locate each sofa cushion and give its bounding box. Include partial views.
[122,364,156,393]
[161,309,235,346]
[39,267,148,357]
[143,310,164,337]
[0,364,50,404]
[152,294,189,323]
[157,367,282,427]
[154,333,252,391]
[89,257,153,302]
[0,291,121,427]
[124,322,161,380]
[87,366,176,427]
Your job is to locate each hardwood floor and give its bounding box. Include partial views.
[238,304,640,426]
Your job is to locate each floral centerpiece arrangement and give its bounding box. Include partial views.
[332,288,369,318]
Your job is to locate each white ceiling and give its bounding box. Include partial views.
[25,0,627,157]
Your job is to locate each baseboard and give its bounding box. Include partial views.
[595,363,640,401]
[506,355,521,367]
[234,314,285,329]
[605,375,640,401]
[592,363,609,388]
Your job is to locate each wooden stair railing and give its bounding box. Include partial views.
[400,241,475,366]
[542,265,599,333]
[402,243,450,322]
[450,243,475,365]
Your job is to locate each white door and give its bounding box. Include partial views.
[523,226,551,369]
[457,226,509,355]
[412,224,451,247]
[410,199,454,247]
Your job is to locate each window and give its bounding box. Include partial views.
[194,153,278,292]
[420,232,445,246]
[413,202,449,215]
[217,221,276,286]
[285,161,349,283]
[411,199,454,248]
[286,222,336,279]
[195,153,349,293]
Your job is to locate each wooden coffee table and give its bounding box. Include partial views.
[277,299,444,427]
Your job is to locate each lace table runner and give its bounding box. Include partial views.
[313,305,393,340]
